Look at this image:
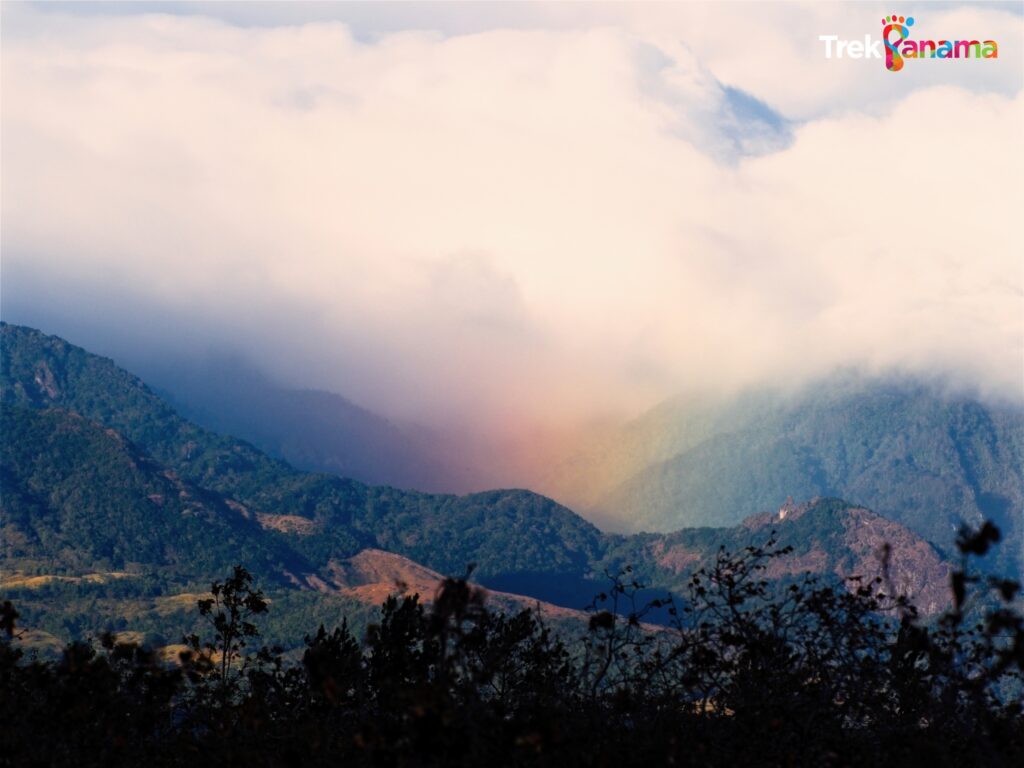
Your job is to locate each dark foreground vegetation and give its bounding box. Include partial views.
[2,524,1022,768]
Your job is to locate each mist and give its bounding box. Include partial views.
[2,2,1022,462]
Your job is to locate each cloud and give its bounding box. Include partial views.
[1,4,1021,443]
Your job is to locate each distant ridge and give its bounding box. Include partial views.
[143,355,485,494]
[544,372,1023,575]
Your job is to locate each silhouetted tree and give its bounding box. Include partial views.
[2,522,1022,767]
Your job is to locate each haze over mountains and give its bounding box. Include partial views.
[3,4,1020,474]
[1,4,1020,761]
[5,318,1020,577]
[0,323,974,650]
[143,354,487,494]
[126,343,1024,578]
[2,5,1019,616]
[542,375,1024,572]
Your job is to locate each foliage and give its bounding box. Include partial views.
[0,405,309,583]
[2,524,1022,767]
[184,565,270,699]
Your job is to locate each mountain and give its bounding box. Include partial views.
[138,354,486,494]
[0,404,592,647]
[0,324,966,650]
[0,323,604,583]
[604,497,952,615]
[0,405,312,585]
[544,373,1024,574]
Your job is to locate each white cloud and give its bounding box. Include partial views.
[1,4,1021,441]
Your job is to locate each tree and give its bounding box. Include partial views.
[184,565,268,700]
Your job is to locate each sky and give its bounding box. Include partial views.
[2,1,1022,444]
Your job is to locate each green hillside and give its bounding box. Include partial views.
[0,405,309,583]
[551,375,1024,574]
[0,323,603,581]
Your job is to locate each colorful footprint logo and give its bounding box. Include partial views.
[883,14,915,71]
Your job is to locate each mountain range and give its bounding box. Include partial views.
[541,374,1024,575]
[0,323,1010,650]
[137,354,488,494]
[119,337,1023,578]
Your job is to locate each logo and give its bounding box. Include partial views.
[883,14,914,71]
[819,15,999,72]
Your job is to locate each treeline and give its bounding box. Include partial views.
[2,525,1022,768]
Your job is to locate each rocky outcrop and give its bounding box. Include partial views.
[748,498,952,613]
